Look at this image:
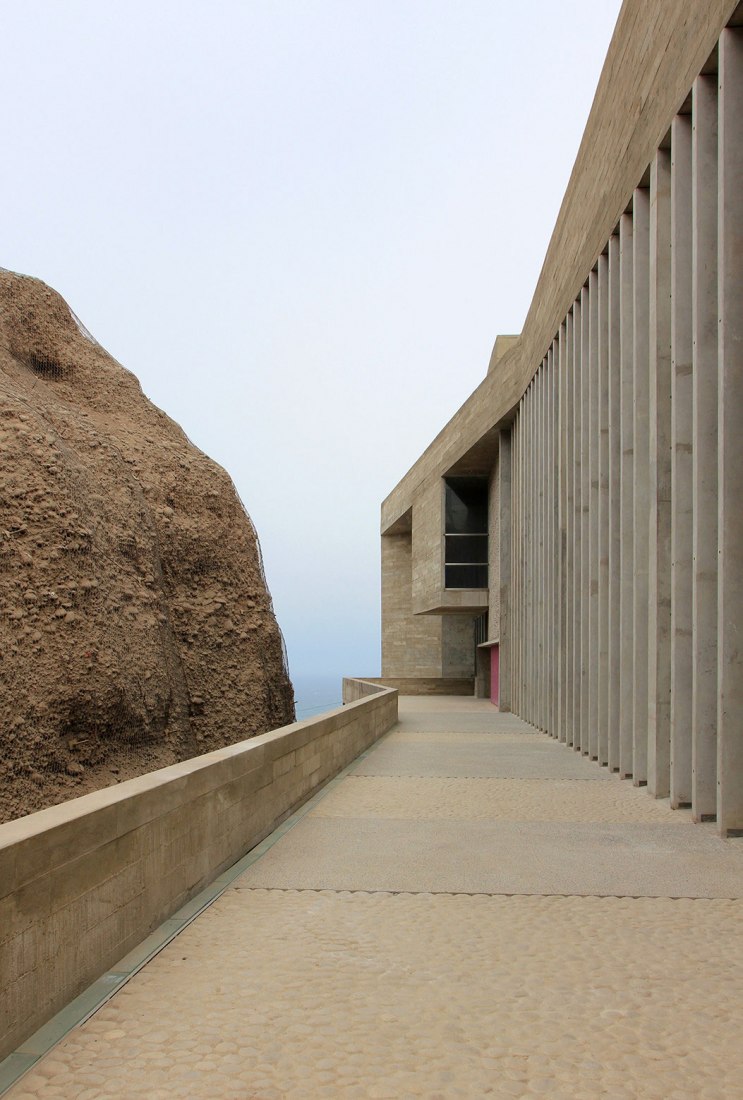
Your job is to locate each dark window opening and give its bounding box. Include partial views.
[445,534,487,564]
[444,477,488,589]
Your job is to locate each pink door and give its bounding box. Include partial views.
[490,644,499,707]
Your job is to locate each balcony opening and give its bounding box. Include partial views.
[444,476,488,589]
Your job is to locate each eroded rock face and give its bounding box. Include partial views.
[0,271,294,822]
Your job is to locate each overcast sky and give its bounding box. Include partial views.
[1,0,622,683]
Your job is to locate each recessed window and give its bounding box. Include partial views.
[444,477,488,589]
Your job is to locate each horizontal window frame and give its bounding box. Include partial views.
[444,563,488,590]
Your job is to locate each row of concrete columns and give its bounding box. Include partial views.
[502,28,743,835]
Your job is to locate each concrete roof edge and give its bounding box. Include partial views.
[381,339,524,533]
[380,0,737,534]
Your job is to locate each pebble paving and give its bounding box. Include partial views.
[6,697,743,1099]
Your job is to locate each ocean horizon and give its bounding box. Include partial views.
[290,672,346,721]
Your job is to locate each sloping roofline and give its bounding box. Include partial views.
[382,0,738,534]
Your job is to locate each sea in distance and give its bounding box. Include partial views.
[290,672,345,721]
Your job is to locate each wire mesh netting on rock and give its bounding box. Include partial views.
[0,270,294,823]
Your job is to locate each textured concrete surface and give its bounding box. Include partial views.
[10,891,743,1100]
[7,696,743,1099]
[352,740,615,780]
[236,818,743,898]
[387,729,540,743]
[0,684,397,1062]
[381,4,743,832]
[390,699,539,736]
[358,678,476,696]
[314,775,693,823]
[381,518,444,680]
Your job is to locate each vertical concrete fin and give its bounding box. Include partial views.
[598,253,611,766]
[648,148,673,799]
[632,186,651,785]
[498,430,512,713]
[619,212,635,779]
[607,234,622,772]
[670,113,694,808]
[691,73,719,823]
[717,28,743,835]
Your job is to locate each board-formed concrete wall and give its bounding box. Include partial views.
[381,531,444,677]
[441,617,476,679]
[351,678,475,697]
[0,683,397,1060]
[411,482,444,615]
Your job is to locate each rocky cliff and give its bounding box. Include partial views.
[0,271,295,822]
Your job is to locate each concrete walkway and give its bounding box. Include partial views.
[7,698,743,1099]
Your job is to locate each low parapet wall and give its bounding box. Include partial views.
[348,677,474,696]
[0,681,397,1060]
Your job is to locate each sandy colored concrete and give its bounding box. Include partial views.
[9,891,743,1100]
[387,730,540,743]
[391,698,537,735]
[351,740,615,780]
[358,678,475,697]
[0,686,397,1062]
[314,775,693,823]
[380,6,743,831]
[7,697,743,1099]
[236,818,743,898]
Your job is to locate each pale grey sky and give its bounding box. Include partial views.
[1,0,622,679]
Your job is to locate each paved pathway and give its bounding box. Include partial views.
[8,698,743,1099]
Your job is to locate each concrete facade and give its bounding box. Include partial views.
[381,0,743,835]
[381,527,444,678]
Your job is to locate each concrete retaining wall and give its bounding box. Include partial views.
[0,681,397,1060]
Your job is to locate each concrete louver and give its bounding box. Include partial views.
[381,7,743,837]
[505,24,743,834]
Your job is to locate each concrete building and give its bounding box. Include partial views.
[380,0,743,836]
